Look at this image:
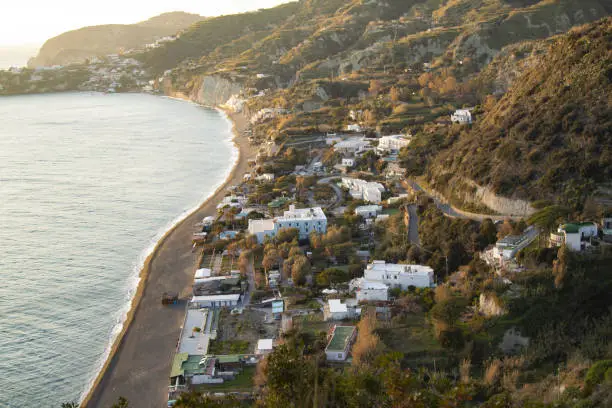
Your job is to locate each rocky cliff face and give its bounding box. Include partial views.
[163,75,243,107]
[479,293,507,317]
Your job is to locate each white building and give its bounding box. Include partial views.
[385,162,404,180]
[351,278,389,302]
[325,325,357,361]
[364,261,434,289]
[355,205,382,219]
[195,268,212,279]
[495,226,539,260]
[248,205,327,243]
[451,109,472,124]
[334,138,370,155]
[324,299,348,320]
[190,294,241,308]
[346,124,363,133]
[326,136,343,146]
[550,222,598,251]
[247,219,276,243]
[274,206,327,239]
[378,135,411,152]
[256,173,275,182]
[255,339,275,355]
[324,299,361,321]
[216,195,247,210]
[341,178,385,204]
[341,158,355,167]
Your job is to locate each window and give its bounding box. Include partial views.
[337,353,343,359]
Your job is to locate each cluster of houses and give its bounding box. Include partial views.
[318,260,435,361]
[341,178,386,203]
[250,107,290,125]
[483,218,612,274]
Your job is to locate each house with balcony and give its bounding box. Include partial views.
[550,222,598,251]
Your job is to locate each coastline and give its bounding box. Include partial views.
[81,100,253,408]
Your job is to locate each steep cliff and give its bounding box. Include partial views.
[163,75,243,107]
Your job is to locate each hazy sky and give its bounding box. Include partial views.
[0,0,296,47]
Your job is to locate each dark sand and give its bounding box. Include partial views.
[82,110,254,408]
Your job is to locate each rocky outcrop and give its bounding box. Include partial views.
[164,75,243,107]
[479,293,507,317]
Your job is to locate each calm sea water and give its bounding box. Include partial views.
[0,93,236,407]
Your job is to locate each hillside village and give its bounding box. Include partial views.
[3,1,612,407]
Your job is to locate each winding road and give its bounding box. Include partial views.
[404,180,527,222]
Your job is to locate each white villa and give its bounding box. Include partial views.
[346,124,364,132]
[341,158,355,168]
[351,278,389,302]
[550,222,598,251]
[247,219,276,243]
[256,173,275,182]
[355,205,382,219]
[377,135,411,152]
[341,178,385,204]
[364,260,435,289]
[334,138,370,155]
[248,205,327,243]
[451,109,472,124]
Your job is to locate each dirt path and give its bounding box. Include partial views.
[83,110,254,408]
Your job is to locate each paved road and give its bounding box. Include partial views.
[407,204,420,245]
[317,177,344,209]
[405,180,526,221]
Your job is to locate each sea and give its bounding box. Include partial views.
[0,92,237,407]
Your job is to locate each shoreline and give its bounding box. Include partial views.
[81,99,253,408]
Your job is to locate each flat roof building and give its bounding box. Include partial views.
[364,260,435,289]
[255,339,275,355]
[190,294,241,308]
[325,325,357,361]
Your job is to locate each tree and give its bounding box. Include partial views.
[291,255,310,285]
[480,218,498,246]
[352,311,380,366]
[389,86,401,102]
[276,227,299,243]
[497,219,515,240]
[552,244,569,289]
[262,344,313,406]
[315,267,349,287]
[263,248,280,272]
[431,297,468,327]
[369,79,383,96]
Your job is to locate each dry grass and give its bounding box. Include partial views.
[484,359,502,386]
[460,358,472,384]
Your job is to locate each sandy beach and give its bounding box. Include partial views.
[82,108,254,408]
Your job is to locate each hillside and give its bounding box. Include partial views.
[28,12,203,67]
[425,18,611,207]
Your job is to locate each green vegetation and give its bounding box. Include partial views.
[30,12,203,67]
[428,18,612,205]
